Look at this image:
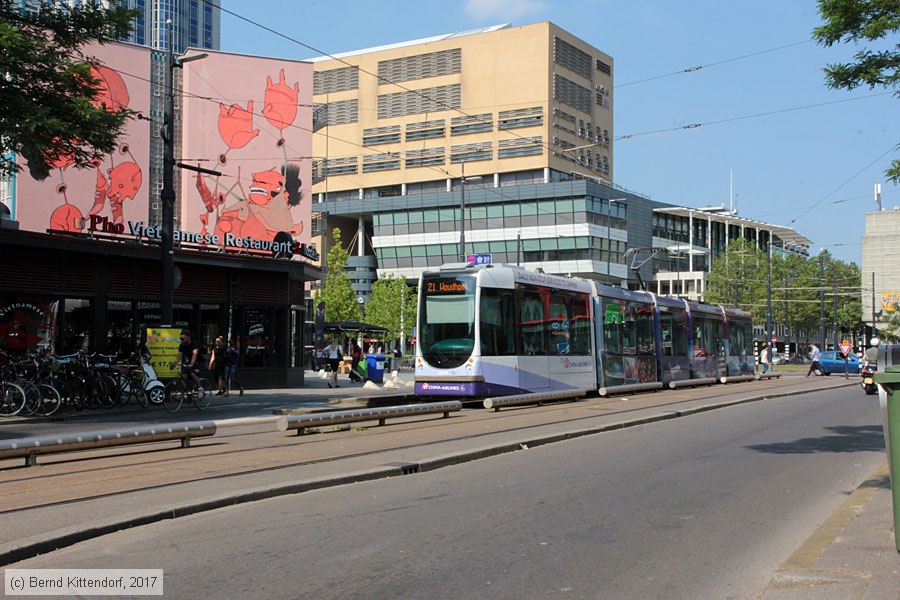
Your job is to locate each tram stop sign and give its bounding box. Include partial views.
[839,340,852,356]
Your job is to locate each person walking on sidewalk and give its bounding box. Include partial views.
[806,343,822,377]
[325,337,344,388]
[225,338,244,396]
[759,343,770,374]
[348,339,364,383]
[209,336,227,395]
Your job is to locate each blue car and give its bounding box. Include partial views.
[817,350,860,375]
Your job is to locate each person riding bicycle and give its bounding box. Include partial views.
[172,329,203,394]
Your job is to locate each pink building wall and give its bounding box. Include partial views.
[15,42,151,235]
[181,51,313,251]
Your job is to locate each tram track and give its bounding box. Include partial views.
[0,377,841,516]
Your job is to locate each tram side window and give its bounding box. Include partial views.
[570,294,591,356]
[547,291,591,356]
[480,289,516,356]
[635,306,654,355]
[697,317,720,357]
[603,301,623,355]
[621,305,637,355]
[714,321,725,356]
[669,311,687,356]
[518,290,547,356]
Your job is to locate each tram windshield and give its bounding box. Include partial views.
[419,274,476,368]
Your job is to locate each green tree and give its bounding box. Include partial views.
[878,301,900,340]
[316,229,360,322]
[365,273,417,347]
[0,1,139,180]
[704,238,767,312]
[707,242,864,344]
[813,0,900,182]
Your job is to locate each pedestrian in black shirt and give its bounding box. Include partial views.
[209,336,227,395]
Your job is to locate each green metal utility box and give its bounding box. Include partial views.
[873,344,900,553]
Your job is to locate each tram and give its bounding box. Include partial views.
[414,263,753,399]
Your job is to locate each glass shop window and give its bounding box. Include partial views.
[244,308,276,368]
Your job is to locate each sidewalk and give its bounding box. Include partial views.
[1,374,897,598]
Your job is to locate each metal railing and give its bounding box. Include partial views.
[276,402,462,435]
[668,377,717,389]
[719,375,757,384]
[598,382,663,397]
[483,389,587,411]
[0,421,217,467]
[756,372,783,380]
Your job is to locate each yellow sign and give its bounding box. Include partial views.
[881,292,900,312]
[146,327,181,378]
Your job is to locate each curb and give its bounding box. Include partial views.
[0,379,859,566]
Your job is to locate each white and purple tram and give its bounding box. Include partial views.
[414,263,754,399]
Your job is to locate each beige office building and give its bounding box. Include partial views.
[862,209,900,332]
[308,22,808,305]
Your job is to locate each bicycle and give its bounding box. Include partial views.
[0,380,27,417]
[163,367,210,413]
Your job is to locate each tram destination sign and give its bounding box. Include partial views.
[424,277,470,295]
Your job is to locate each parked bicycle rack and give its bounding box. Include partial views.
[276,402,462,435]
[0,421,217,467]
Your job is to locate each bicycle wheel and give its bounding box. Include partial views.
[0,381,26,416]
[37,383,62,417]
[18,380,41,416]
[100,374,120,407]
[193,378,211,410]
[163,381,184,413]
[53,379,77,413]
[134,377,150,408]
[107,372,131,406]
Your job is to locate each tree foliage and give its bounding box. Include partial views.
[365,274,417,346]
[813,0,900,183]
[706,240,864,343]
[0,0,139,179]
[316,229,360,323]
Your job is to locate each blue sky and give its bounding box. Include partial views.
[220,0,898,265]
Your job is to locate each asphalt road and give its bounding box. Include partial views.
[10,384,884,599]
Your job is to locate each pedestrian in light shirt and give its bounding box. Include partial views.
[806,343,822,377]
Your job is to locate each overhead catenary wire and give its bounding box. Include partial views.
[616,39,813,88]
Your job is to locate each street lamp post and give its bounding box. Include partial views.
[160,22,208,326]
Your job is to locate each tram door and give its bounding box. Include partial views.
[517,289,550,390]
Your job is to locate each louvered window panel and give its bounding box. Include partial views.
[498,107,543,130]
[451,113,492,135]
[450,141,492,164]
[363,153,401,173]
[377,84,460,119]
[553,37,593,81]
[405,147,445,168]
[596,59,612,76]
[314,66,359,95]
[322,157,358,176]
[316,99,358,126]
[498,136,543,158]
[363,125,401,146]
[554,74,592,115]
[378,48,461,84]
[406,119,445,141]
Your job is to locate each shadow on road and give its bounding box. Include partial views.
[746,424,885,455]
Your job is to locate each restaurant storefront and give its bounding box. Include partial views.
[0,228,321,388]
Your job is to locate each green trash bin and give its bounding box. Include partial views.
[873,343,900,553]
